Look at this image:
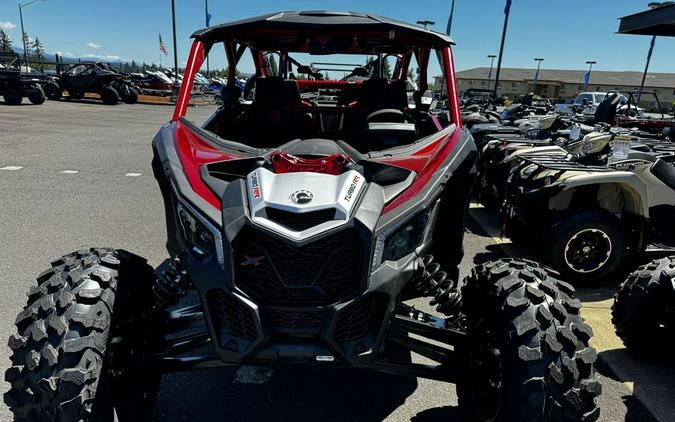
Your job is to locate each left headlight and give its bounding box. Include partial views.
[375,210,431,265]
[176,200,224,264]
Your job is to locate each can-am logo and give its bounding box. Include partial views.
[343,175,361,202]
[290,190,313,204]
[250,173,261,199]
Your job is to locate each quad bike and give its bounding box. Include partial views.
[502,145,675,281]
[612,256,675,358]
[4,11,601,422]
[50,62,138,105]
[477,127,615,209]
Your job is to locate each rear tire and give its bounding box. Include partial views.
[4,249,160,422]
[545,210,623,282]
[27,85,46,105]
[44,82,62,100]
[612,256,675,357]
[101,86,119,105]
[458,259,601,422]
[3,86,23,105]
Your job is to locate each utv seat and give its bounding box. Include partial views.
[651,159,675,190]
[245,77,312,146]
[594,93,620,125]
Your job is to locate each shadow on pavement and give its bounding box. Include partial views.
[411,406,462,421]
[597,349,675,422]
[154,366,419,421]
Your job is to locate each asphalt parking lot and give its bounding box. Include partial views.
[0,101,667,421]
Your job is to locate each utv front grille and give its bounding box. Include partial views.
[264,207,337,231]
[334,293,389,355]
[235,227,364,306]
[268,309,325,331]
[206,289,258,352]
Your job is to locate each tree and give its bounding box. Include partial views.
[130,60,137,72]
[23,33,32,58]
[31,36,44,61]
[0,29,12,53]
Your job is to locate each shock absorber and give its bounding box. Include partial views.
[412,255,463,316]
[153,257,191,309]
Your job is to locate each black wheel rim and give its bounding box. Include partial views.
[564,228,612,274]
[469,346,503,421]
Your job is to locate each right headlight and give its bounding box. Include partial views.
[176,200,224,265]
[372,208,434,268]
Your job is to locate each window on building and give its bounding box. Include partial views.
[481,81,486,86]
[654,88,661,94]
[511,82,517,87]
[468,80,473,86]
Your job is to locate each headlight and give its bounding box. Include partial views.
[176,200,224,264]
[380,211,431,263]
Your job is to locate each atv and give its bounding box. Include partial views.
[502,145,675,281]
[50,62,138,105]
[0,52,47,105]
[4,11,600,422]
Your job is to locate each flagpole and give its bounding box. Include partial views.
[205,0,209,75]
[493,0,512,99]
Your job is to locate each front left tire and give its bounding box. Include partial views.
[458,259,601,421]
[27,85,46,105]
[4,249,160,422]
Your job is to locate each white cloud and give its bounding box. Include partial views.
[54,51,75,58]
[0,22,17,30]
[82,53,126,61]
[86,42,101,49]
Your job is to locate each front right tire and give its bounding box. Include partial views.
[4,249,160,422]
[458,259,601,422]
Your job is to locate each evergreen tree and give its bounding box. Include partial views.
[130,60,137,72]
[31,36,44,61]
[0,29,12,53]
[23,33,32,58]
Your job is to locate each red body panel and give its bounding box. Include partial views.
[173,41,206,122]
[174,121,241,210]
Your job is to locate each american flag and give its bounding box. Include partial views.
[159,34,168,55]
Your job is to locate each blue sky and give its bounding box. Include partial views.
[1,0,674,74]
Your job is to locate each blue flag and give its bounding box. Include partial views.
[207,12,212,26]
[583,71,590,85]
[504,0,512,15]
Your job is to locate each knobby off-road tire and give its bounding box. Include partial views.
[121,87,138,104]
[44,82,62,100]
[545,210,623,282]
[4,248,161,422]
[3,86,23,105]
[27,85,46,105]
[612,256,675,357]
[458,258,601,422]
[101,86,119,105]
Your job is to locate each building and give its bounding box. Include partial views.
[444,67,675,109]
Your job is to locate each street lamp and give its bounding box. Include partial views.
[534,57,544,90]
[584,60,596,91]
[487,54,496,90]
[636,2,673,104]
[446,0,456,35]
[416,20,435,29]
[18,0,46,67]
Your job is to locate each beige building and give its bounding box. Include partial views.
[442,67,675,110]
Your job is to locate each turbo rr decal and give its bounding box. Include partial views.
[343,175,362,202]
[250,172,261,199]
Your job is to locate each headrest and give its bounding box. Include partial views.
[220,85,241,109]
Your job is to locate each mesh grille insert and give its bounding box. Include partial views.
[264,207,337,231]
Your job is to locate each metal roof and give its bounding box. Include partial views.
[191,10,454,46]
[455,67,675,89]
[618,3,675,36]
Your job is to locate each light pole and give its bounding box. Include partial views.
[533,57,544,91]
[636,2,673,104]
[487,54,496,90]
[583,60,596,92]
[446,0,456,35]
[18,0,45,67]
[493,0,513,98]
[171,0,179,100]
[416,20,435,29]
[205,0,209,75]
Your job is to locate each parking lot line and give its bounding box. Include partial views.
[125,172,143,177]
[60,170,79,174]
[0,166,23,171]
